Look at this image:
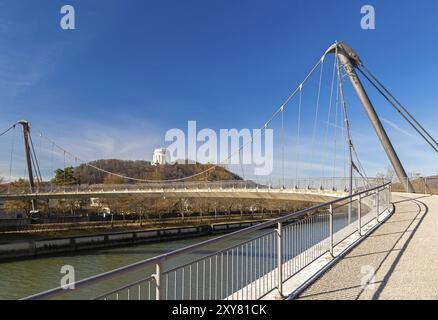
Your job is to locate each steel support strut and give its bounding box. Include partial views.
[19,120,37,212]
[325,42,414,193]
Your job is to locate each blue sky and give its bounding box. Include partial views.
[0,0,437,181]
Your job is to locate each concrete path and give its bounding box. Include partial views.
[298,193,438,300]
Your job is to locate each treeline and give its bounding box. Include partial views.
[3,196,314,220]
[1,178,314,218]
[99,197,314,220]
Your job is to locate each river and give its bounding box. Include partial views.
[0,210,361,300]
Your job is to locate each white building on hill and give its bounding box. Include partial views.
[152,148,168,166]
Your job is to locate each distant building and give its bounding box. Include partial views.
[90,198,111,214]
[152,148,168,166]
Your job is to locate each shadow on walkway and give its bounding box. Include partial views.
[371,197,428,299]
[298,195,429,300]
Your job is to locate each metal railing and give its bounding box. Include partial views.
[23,181,391,300]
[93,276,156,301]
[391,176,438,195]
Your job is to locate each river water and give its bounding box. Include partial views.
[0,233,232,299]
[0,210,362,300]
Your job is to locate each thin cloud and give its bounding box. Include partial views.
[381,118,416,138]
[0,117,166,180]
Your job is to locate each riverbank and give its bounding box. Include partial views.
[0,219,269,262]
[0,213,281,239]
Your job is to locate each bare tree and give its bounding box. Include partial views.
[177,198,190,220]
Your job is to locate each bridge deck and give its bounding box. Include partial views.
[298,192,438,300]
[0,188,346,203]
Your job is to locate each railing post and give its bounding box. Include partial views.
[155,260,164,300]
[357,194,362,236]
[276,222,283,297]
[376,189,380,222]
[329,204,334,257]
[389,184,392,204]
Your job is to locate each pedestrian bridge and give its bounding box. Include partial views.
[0,40,435,300]
[24,185,438,300]
[0,179,369,203]
[297,192,438,300]
[24,181,392,300]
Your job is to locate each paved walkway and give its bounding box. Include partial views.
[298,193,438,300]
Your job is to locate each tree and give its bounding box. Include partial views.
[50,199,87,216]
[385,166,396,181]
[52,167,78,186]
[152,197,178,220]
[103,175,127,185]
[105,197,131,215]
[3,179,33,216]
[129,196,155,221]
[177,198,190,220]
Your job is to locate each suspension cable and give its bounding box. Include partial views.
[336,55,370,183]
[239,147,245,180]
[352,143,369,182]
[360,64,437,146]
[29,133,43,183]
[310,56,325,177]
[332,62,341,187]
[295,85,303,184]
[1,51,325,184]
[63,151,66,186]
[338,61,347,182]
[281,105,285,188]
[338,66,369,182]
[341,107,347,180]
[0,123,18,137]
[29,150,41,185]
[357,65,438,153]
[322,52,338,179]
[31,54,326,183]
[8,126,16,188]
[338,59,361,189]
[50,142,55,179]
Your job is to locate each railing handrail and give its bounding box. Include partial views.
[1,187,349,201]
[22,181,390,300]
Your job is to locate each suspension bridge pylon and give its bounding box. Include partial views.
[325,42,414,193]
[18,120,38,213]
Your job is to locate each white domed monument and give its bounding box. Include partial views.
[152,148,168,166]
